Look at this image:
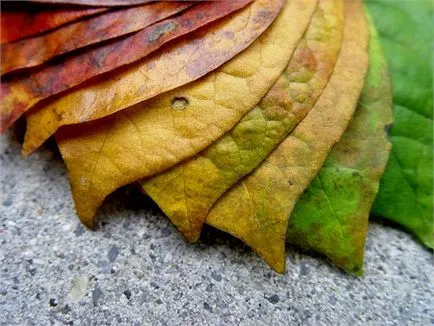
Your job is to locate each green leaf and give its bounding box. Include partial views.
[287,13,393,275]
[366,0,434,248]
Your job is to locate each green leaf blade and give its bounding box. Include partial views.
[287,12,394,274]
[367,0,434,248]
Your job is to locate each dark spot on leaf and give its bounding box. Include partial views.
[352,171,360,177]
[148,22,177,43]
[54,111,63,122]
[171,97,189,110]
[384,123,393,135]
[222,31,235,40]
[253,9,274,24]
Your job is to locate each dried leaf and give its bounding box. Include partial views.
[1,2,192,74]
[2,0,254,132]
[141,0,344,242]
[287,14,393,275]
[55,0,317,228]
[366,0,433,248]
[0,7,106,44]
[21,0,276,150]
[206,0,369,273]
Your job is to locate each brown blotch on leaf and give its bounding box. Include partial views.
[148,22,177,43]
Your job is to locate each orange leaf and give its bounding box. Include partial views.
[1,2,192,74]
[0,6,106,44]
[1,0,254,132]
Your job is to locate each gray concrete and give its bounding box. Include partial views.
[1,130,433,326]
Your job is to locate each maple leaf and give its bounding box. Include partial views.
[366,0,434,248]
[140,0,344,242]
[20,0,281,151]
[1,2,192,74]
[1,0,255,132]
[287,12,393,275]
[54,0,317,229]
[206,0,369,273]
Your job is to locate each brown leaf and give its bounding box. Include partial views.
[20,0,278,153]
[1,2,192,74]
[1,0,254,132]
[0,7,107,44]
[140,0,344,242]
[54,0,317,228]
[206,0,369,273]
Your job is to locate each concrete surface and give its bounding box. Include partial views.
[0,130,433,326]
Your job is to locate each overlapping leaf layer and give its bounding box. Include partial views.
[1,0,431,274]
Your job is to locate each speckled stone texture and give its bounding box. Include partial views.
[1,130,433,326]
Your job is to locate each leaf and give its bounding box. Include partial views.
[0,6,107,45]
[1,0,255,132]
[54,0,317,229]
[1,2,192,74]
[366,0,434,248]
[286,12,393,275]
[141,0,344,242]
[206,0,369,273]
[20,0,278,151]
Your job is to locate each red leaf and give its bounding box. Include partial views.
[1,2,192,74]
[1,7,107,44]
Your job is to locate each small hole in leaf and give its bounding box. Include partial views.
[171,97,189,110]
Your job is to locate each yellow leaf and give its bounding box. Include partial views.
[141,0,344,242]
[206,0,369,273]
[55,0,319,228]
[22,0,283,154]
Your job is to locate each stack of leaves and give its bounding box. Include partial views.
[1,0,432,275]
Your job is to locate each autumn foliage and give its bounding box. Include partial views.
[1,0,432,274]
